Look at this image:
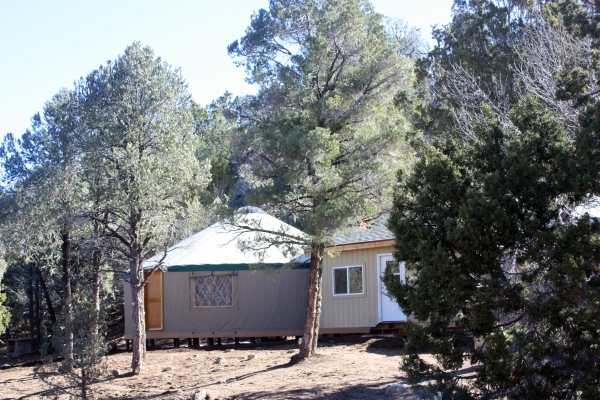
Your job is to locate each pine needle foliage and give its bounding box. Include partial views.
[35,294,109,400]
[228,0,415,358]
[79,42,211,373]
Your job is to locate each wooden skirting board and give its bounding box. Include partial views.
[327,239,394,252]
[123,327,371,340]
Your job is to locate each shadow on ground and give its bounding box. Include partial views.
[213,379,407,400]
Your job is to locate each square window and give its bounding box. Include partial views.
[194,275,233,307]
[333,266,364,295]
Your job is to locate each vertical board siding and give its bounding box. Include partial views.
[321,246,394,329]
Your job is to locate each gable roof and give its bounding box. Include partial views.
[333,215,394,246]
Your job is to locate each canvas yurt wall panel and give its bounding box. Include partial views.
[124,268,310,338]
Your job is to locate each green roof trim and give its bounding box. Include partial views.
[122,262,310,279]
[165,263,310,272]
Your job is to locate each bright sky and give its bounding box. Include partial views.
[0,0,454,138]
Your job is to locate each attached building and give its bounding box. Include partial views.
[320,217,412,335]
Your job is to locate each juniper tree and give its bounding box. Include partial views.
[79,43,210,374]
[385,99,600,399]
[228,0,414,359]
[405,0,530,142]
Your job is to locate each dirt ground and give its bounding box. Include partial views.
[0,335,434,400]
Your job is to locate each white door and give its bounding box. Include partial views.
[378,254,406,322]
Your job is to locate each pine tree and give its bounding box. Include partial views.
[79,42,211,374]
[0,89,86,365]
[0,246,10,335]
[35,293,109,399]
[228,0,414,359]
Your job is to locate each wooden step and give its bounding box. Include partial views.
[369,322,407,338]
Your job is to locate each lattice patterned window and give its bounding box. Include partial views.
[194,275,234,307]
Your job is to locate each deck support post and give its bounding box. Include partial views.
[174,338,180,348]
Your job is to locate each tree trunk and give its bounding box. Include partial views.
[91,224,102,335]
[35,278,42,350]
[298,243,324,360]
[92,248,101,312]
[310,255,323,355]
[130,242,146,374]
[61,229,74,367]
[39,269,57,325]
[28,265,35,353]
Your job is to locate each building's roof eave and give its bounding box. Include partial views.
[326,239,395,252]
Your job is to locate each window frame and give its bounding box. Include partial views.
[332,265,365,297]
[192,274,235,308]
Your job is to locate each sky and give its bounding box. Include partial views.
[0,0,454,139]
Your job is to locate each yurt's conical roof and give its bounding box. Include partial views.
[144,210,308,271]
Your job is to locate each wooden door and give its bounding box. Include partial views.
[144,271,164,330]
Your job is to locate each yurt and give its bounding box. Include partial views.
[123,209,310,341]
